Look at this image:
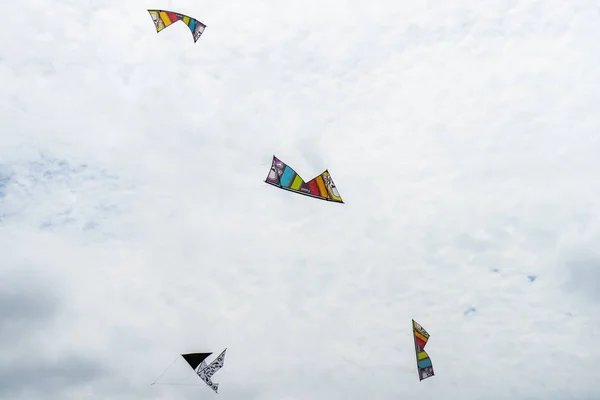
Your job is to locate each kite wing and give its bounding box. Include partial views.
[181,352,212,371]
[264,155,344,203]
[197,349,226,393]
[147,9,206,42]
[412,320,434,381]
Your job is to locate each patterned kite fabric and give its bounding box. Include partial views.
[148,9,206,42]
[412,320,435,381]
[196,349,226,393]
[265,155,344,203]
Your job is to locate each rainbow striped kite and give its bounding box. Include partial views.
[147,9,206,42]
[265,155,344,203]
[412,319,434,381]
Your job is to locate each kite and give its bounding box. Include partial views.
[264,155,344,203]
[147,9,206,42]
[412,320,434,381]
[153,349,227,393]
[183,349,227,393]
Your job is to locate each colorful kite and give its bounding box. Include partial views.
[412,320,434,381]
[147,9,206,42]
[264,155,344,203]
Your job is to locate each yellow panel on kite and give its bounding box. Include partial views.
[290,175,303,190]
[315,175,328,197]
[159,11,172,26]
[414,330,428,344]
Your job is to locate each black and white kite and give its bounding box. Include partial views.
[152,349,227,393]
[182,349,227,393]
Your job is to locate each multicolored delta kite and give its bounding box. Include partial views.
[265,155,344,203]
[147,10,206,42]
[181,349,226,393]
[412,320,434,381]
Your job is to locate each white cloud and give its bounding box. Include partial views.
[1,0,599,398]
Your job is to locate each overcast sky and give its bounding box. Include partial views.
[1,0,600,399]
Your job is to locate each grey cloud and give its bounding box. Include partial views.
[0,267,109,399]
[0,287,59,331]
[0,355,107,398]
[0,268,61,341]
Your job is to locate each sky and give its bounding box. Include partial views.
[1,0,600,399]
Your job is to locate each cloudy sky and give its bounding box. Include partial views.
[2,0,600,399]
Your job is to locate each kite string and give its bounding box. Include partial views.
[153,383,204,386]
[150,355,180,385]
